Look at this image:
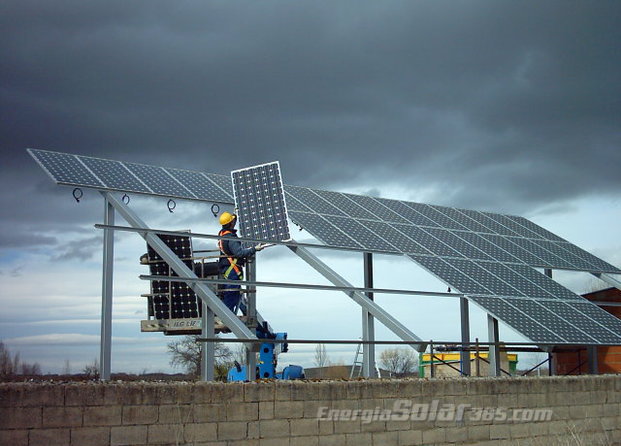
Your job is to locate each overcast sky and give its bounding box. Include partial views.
[1,1,620,374]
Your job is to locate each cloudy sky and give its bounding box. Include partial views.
[1,1,620,374]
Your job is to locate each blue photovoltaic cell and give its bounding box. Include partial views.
[124,162,193,197]
[506,215,565,242]
[379,198,439,227]
[442,258,522,296]
[289,211,362,249]
[540,301,621,344]
[286,186,346,216]
[408,255,492,295]
[474,262,550,299]
[78,156,150,192]
[166,168,232,202]
[571,302,621,335]
[327,215,398,252]
[399,226,463,258]
[469,296,562,343]
[311,189,378,220]
[205,173,234,198]
[534,239,601,272]
[505,264,582,300]
[363,221,431,255]
[423,228,494,260]
[505,298,596,344]
[232,162,290,241]
[284,191,313,212]
[434,206,493,233]
[481,234,547,266]
[477,212,524,237]
[554,242,621,274]
[452,231,523,264]
[507,237,575,270]
[29,149,104,187]
[345,194,410,224]
[486,214,542,239]
[404,202,468,231]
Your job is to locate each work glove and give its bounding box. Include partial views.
[254,243,266,251]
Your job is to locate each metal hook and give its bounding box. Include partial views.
[167,199,176,213]
[211,203,220,218]
[72,188,83,203]
[122,194,130,205]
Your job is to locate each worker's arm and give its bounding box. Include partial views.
[225,238,256,258]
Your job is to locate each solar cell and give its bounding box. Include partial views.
[451,208,502,235]
[505,264,582,300]
[481,234,547,266]
[378,198,439,227]
[286,186,346,216]
[423,228,494,260]
[486,214,542,239]
[534,239,600,272]
[311,189,378,220]
[505,215,565,242]
[507,237,575,269]
[570,302,621,335]
[125,162,194,198]
[474,262,551,299]
[345,194,410,224]
[399,226,463,258]
[477,212,523,237]
[404,202,468,231]
[506,298,596,343]
[289,211,362,249]
[363,221,431,255]
[469,296,562,343]
[541,301,621,344]
[451,231,523,264]
[232,162,291,242]
[554,242,621,274]
[433,206,492,233]
[442,258,522,296]
[408,255,492,295]
[166,168,232,203]
[204,173,234,198]
[29,149,104,187]
[78,156,151,192]
[327,216,399,252]
[284,191,313,212]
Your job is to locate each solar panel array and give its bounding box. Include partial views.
[29,148,621,345]
[231,161,291,242]
[28,148,233,204]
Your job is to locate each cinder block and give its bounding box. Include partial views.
[122,405,158,424]
[110,425,148,446]
[360,420,386,433]
[289,418,319,436]
[274,401,304,418]
[489,423,510,440]
[227,402,259,421]
[29,428,70,446]
[304,400,329,418]
[245,383,275,402]
[346,432,373,446]
[274,382,292,401]
[332,419,360,434]
[385,420,410,431]
[318,420,333,435]
[220,383,245,403]
[259,401,274,420]
[65,384,105,406]
[105,384,144,405]
[42,406,82,428]
[329,382,349,400]
[509,422,531,439]
[289,435,318,446]
[0,384,63,408]
[248,420,260,439]
[194,403,227,422]
[422,427,446,444]
[71,426,110,446]
[259,438,290,446]
[568,404,589,419]
[194,383,218,404]
[318,434,346,446]
[147,423,184,444]
[331,399,359,411]
[228,440,259,446]
[259,419,290,438]
[218,421,247,440]
[467,424,490,441]
[0,428,28,446]
[183,422,217,443]
[83,405,122,426]
[159,403,194,424]
[397,429,423,446]
[0,407,41,429]
[373,430,399,444]
[156,386,179,405]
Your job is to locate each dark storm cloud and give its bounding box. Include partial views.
[1,0,620,243]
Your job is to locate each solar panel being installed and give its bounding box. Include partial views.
[231,161,291,242]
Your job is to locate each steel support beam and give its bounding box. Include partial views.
[362,253,376,378]
[246,257,258,381]
[99,198,114,381]
[587,346,599,374]
[102,192,256,340]
[487,315,500,377]
[460,298,471,376]
[287,244,425,351]
[544,268,553,278]
[201,301,215,381]
[592,272,621,291]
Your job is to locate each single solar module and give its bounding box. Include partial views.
[232,161,291,242]
[30,149,104,187]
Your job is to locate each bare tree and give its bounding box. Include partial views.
[167,335,233,379]
[379,348,418,376]
[314,344,330,368]
[62,359,71,375]
[0,341,43,379]
[82,359,99,378]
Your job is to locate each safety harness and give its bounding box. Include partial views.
[218,229,243,279]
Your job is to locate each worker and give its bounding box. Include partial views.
[218,211,265,314]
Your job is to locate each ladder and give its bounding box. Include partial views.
[350,341,363,378]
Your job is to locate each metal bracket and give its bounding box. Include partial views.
[592,272,621,291]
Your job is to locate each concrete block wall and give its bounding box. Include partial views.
[1,375,620,445]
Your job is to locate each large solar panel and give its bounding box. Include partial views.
[231,161,291,242]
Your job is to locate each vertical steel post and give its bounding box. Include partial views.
[544,269,556,376]
[246,257,257,381]
[201,300,215,381]
[362,252,375,378]
[544,268,552,278]
[100,198,114,381]
[460,297,471,376]
[587,346,599,375]
[487,315,500,377]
